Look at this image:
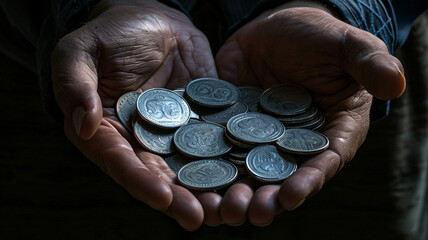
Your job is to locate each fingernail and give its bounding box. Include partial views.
[72,106,86,137]
[394,62,406,97]
[289,198,305,211]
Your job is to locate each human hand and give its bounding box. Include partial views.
[51,0,220,230]
[215,0,406,226]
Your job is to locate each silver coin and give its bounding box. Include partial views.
[137,88,190,129]
[246,145,297,183]
[185,78,240,108]
[164,154,191,174]
[285,110,324,130]
[227,112,285,145]
[116,92,140,132]
[200,101,248,125]
[228,157,246,166]
[133,118,176,155]
[173,89,200,120]
[177,159,238,190]
[277,105,319,124]
[260,84,312,116]
[228,147,249,160]
[238,86,263,112]
[275,128,329,155]
[224,131,256,149]
[173,122,233,159]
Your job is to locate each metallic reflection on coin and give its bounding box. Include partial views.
[137,88,190,129]
[224,131,255,149]
[246,145,297,183]
[227,112,285,144]
[185,78,240,108]
[174,122,233,159]
[177,159,238,190]
[276,129,329,155]
[134,118,176,155]
[201,101,248,125]
[285,110,324,130]
[116,92,140,132]
[173,89,200,120]
[164,154,191,174]
[238,86,263,112]
[277,105,319,124]
[260,84,312,116]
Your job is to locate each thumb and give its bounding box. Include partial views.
[51,34,102,140]
[343,27,406,100]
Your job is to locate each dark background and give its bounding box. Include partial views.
[1,13,427,240]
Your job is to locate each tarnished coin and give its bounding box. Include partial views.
[185,78,240,108]
[246,145,297,183]
[227,112,285,145]
[177,159,238,190]
[238,86,263,112]
[285,110,324,130]
[260,84,312,116]
[116,92,140,132]
[133,118,176,155]
[276,129,329,155]
[201,101,248,125]
[173,122,233,159]
[277,105,319,124]
[164,154,191,174]
[137,88,190,129]
[173,89,200,120]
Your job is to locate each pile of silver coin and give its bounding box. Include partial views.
[116,78,329,191]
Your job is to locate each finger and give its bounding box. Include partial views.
[220,177,255,226]
[164,185,204,231]
[248,185,282,226]
[64,118,173,211]
[194,191,223,226]
[52,31,102,140]
[343,27,406,100]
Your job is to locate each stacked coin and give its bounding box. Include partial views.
[115,78,330,191]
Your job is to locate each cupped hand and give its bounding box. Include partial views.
[51,0,220,230]
[215,1,406,226]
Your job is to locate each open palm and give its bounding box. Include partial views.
[51,0,220,230]
[215,3,405,226]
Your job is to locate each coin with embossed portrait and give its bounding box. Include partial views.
[133,118,176,155]
[200,101,248,125]
[177,159,238,190]
[226,112,285,145]
[185,78,240,108]
[238,86,263,112]
[116,92,140,132]
[260,84,312,116]
[276,128,329,155]
[137,88,190,129]
[173,122,233,159]
[246,145,297,183]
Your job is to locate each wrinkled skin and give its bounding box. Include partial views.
[51,0,220,231]
[51,0,406,231]
[215,1,405,226]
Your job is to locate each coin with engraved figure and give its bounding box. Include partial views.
[238,86,263,112]
[185,78,240,108]
[133,118,176,155]
[177,159,238,190]
[137,88,190,129]
[246,145,297,183]
[201,101,248,125]
[276,128,329,154]
[173,122,233,158]
[226,112,285,144]
[260,84,312,116]
[116,92,140,132]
